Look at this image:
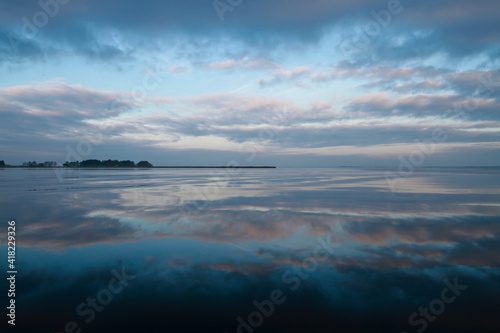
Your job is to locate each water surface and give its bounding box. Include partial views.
[1,168,499,332]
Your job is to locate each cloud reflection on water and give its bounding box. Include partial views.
[1,168,499,332]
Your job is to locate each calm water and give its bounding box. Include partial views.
[1,168,499,332]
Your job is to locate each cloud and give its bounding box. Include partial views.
[1,0,498,67]
[393,80,446,92]
[0,81,133,138]
[168,65,191,73]
[202,56,278,70]
[446,70,500,98]
[310,61,447,83]
[1,78,499,167]
[0,80,137,162]
[346,91,500,121]
[257,66,311,86]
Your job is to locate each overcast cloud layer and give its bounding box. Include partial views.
[1,0,499,166]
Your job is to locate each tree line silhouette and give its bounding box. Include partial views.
[0,159,153,168]
[63,159,153,168]
[22,161,58,167]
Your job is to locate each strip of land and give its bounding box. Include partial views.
[152,166,276,168]
[0,159,276,168]
[1,165,277,169]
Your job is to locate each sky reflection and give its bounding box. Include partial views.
[0,168,499,332]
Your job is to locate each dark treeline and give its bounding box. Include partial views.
[1,160,275,168]
[23,161,58,167]
[0,160,58,168]
[63,159,153,168]
[0,159,153,168]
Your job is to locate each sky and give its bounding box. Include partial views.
[0,0,499,167]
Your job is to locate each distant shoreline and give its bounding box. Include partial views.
[153,166,277,168]
[0,166,277,169]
